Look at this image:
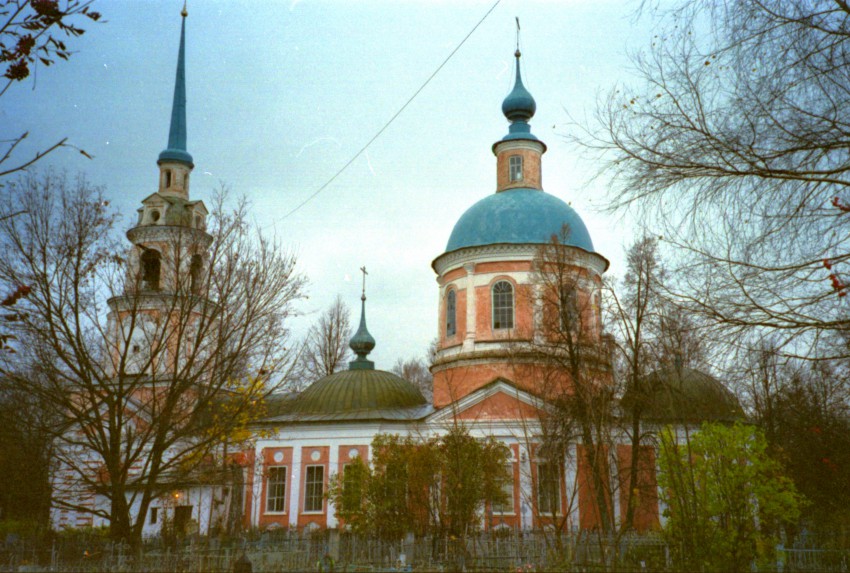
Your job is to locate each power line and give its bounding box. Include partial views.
[269,0,502,226]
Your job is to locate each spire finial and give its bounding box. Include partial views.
[349,266,376,370]
[515,16,521,58]
[499,21,538,143]
[158,7,194,167]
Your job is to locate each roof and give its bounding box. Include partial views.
[445,187,596,253]
[158,12,193,167]
[266,369,431,423]
[621,366,744,424]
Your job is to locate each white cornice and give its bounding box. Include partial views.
[433,243,608,277]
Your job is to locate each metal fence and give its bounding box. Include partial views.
[0,531,846,572]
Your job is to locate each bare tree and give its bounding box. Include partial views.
[0,172,304,546]
[605,236,667,532]
[1,0,102,178]
[297,295,352,384]
[520,228,616,535]
[392,356,433,401]
[574,0,850,359]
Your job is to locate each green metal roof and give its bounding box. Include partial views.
[285,369,428,418]
[621,366,744,424]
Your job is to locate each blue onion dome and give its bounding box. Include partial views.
[445,188,596,254]
[502,50,536,123]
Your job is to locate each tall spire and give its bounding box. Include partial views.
[349,266,376,370]
[158,4,193,167]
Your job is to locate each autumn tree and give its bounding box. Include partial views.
[329,427,509,542]
[658,423,803,572]
[1,0,101,178]
[297,295,352,386]
[0,373,57,528]
[741,342,850,547]
[0,172,304,547]
[576,0,850,358]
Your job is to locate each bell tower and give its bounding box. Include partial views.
[107,6,211,377]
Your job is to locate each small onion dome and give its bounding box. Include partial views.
[349,295,376,370]
[285,369,427,417]
[501,50,537,123]
[622,366,744,424]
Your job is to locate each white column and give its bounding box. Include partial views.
[327,446,339,528]
[518,444,532,530]
[463,263,476,352]
[289,447,302,527]
[252,447,264,528]
[565,444,579,531]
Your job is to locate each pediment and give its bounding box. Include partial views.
[427,378,546,423]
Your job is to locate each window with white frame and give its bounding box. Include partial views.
[446,289,457,337]
[509,155,523,182]
[266,466,287,513]
[537,462,561,515]
[492,281,514,330]
[304,465,324,512]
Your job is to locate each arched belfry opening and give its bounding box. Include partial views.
[140,249,162,291]
[189,253,203,293]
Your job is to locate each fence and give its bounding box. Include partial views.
[0,530,846,572]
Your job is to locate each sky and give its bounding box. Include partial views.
[3,0,658,370]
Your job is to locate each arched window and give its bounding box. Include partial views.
[492,281,514,330]
[559,289,578,331]
[509,155,523,182]
[189,254,203,293]
[140,249,161,291]
[446,289,457,337]
[164,170,172,188]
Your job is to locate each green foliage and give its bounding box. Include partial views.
[328,426,510,541]
[658,423,803,572]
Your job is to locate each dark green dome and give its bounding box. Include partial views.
[287,369,427,416]
[622,366,743,424]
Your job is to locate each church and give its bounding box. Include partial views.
[51,9,742,538]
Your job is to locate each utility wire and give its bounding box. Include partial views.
[270,0,502,225]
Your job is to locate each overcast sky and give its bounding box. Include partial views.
[4,0,658,370]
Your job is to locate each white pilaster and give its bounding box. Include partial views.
[289,446,302,527]
[463,263,476,352]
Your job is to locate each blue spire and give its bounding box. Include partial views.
[158,6,193,167]
[349,267,376,370]
[500,50,539,143]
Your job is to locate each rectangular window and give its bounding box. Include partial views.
[150,507,158,525]
[537,463,561,515]
[266,466,287,513]
[509,155,523,182]
[304,465,324,512]
[491,464,515,514]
